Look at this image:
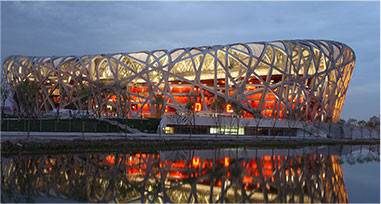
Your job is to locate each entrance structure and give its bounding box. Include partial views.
[3,40,355,122]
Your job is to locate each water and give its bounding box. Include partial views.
[1,145,379,203]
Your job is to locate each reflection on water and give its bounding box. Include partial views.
[1,145,379,203]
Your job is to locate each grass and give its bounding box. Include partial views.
[1,117,161,133]
[1,118,122,133]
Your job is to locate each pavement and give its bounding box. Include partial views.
[1,131,378,142]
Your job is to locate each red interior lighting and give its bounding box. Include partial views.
[194,102,202,112]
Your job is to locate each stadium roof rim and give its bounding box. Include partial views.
[3,39,355,61]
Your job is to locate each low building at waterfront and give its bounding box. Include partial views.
[160,115,327,137]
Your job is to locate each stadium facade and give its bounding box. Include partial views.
[2,40,355,123]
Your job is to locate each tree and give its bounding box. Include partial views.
[325,116,334,138]
[347,118,357,139]
[1,84,9,119]
[13,79,39,138]
[231,100,244,137]
[250,109,263,138]
[185,92,202,137]
[152,93,164,118]
[365,118,380,138]
[185,99,195,137]
[311,116,324,139]
[77,85,92,138]
[358,120,367,140]
[337,118,346,139]
[151,93,165,138]
[121,93,132,137]
[210,96,225,137]
[90,80,105,118]
[338,118,346,124]
[54,85,67,131]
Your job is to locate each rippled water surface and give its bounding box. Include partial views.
[1,145,379,203]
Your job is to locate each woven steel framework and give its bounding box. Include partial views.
[2,40,355,122]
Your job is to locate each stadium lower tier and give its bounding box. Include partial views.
[44,75,322,121]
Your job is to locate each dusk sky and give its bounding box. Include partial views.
[1,1,379,121]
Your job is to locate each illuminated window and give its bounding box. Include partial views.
[192,157,200,168]
[164,126,174,134]
[131,104,137,111]
[224,157,230,167]
[194,102,202,112]
[52,88,60,95]
[106,105,113,111]
[226,104,233,113]
[210,126,244,135]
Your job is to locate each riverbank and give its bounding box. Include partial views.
[1,131,379,155]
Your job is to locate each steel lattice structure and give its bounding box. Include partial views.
[2,40,355,122]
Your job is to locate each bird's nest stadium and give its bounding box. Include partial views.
[2,39,355,123]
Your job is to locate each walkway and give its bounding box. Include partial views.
[1,131,378,143]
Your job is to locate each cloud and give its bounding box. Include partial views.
[1,1,379,120]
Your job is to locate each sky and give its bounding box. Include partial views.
[1,1,380,121]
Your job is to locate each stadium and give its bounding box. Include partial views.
[2,40,355,125]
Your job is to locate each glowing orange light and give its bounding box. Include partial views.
[266,183,270,189]
[226,104,233,113]
[192,157,200,168]
[171,161,186,168]
[106,155,115,164]
[224,157,230,167]
[194,102,202,112]
[243,176,253,183]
